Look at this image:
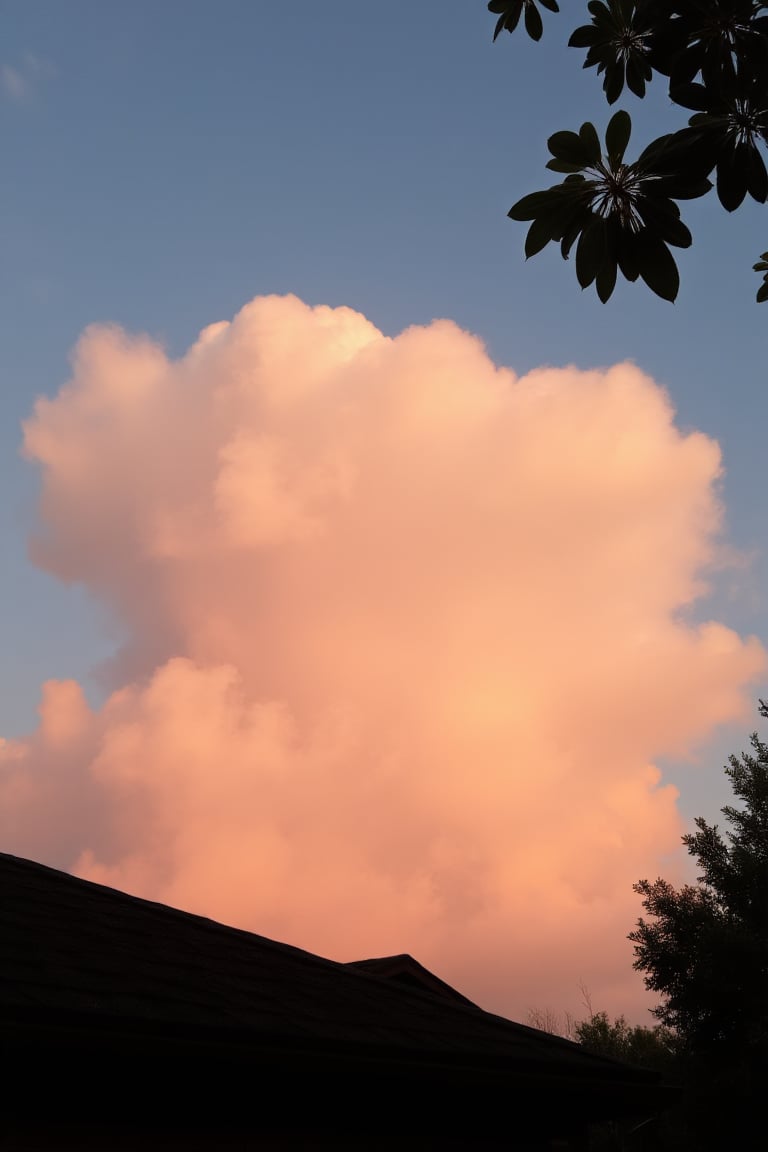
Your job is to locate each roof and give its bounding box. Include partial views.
[1,852,666,1141]
[345,953,479,1007]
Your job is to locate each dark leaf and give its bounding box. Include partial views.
[508,190,556,220]
[560,216,584,259]
[635,198,692,248]
[579,121,602,165]
[657,126,724,179]
[616,230,641,282]
[746,148,768,204]
[548,130,592,165]
[595,255,618,302]
[626,55,647,99]
[604,60,625,104]
[605,110,632,165]
[525,216,555,258]
[655,175,713,200]
[575,216,607,288]
[637,233,680,302]
[717,146,750,212]
[488,0,522,40]
[670,83,710,112]
[636,133,673,169]
[568,25,599,48]
[584,45,607,69]
[524,2,544,41]
[546,158,585,173]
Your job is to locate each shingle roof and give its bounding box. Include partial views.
[345,953,479,1007]
[1,852,666,1141]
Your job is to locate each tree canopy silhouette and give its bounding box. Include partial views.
[576,1010,676,1076]
[629,698,768,1146]
[488,1,768,302]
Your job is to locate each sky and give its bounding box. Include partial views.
[1,0,766,1025]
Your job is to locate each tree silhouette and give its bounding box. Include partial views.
[630,698,768,1146]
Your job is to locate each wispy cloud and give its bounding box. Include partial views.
[1,54,54,103]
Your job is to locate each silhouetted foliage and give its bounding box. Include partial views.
[576,1010,677,1076]
[630,699,768,1148]
[755,247,768,298]
[488,2,768,302]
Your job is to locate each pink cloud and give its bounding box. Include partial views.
[2,294,764,1022]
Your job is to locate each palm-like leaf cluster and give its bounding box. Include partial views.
[509,112,702,300]
[569,1,657,103]
[669,74,768,210]
[489,0,768,301]
[487,0,559,43]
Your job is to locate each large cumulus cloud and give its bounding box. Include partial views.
[2,295,764,1020]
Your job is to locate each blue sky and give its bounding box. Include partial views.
[2,0,766,833]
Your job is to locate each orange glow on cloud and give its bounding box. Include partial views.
[2,295,764,1020]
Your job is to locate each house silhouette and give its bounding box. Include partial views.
[1,853,668,1150]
